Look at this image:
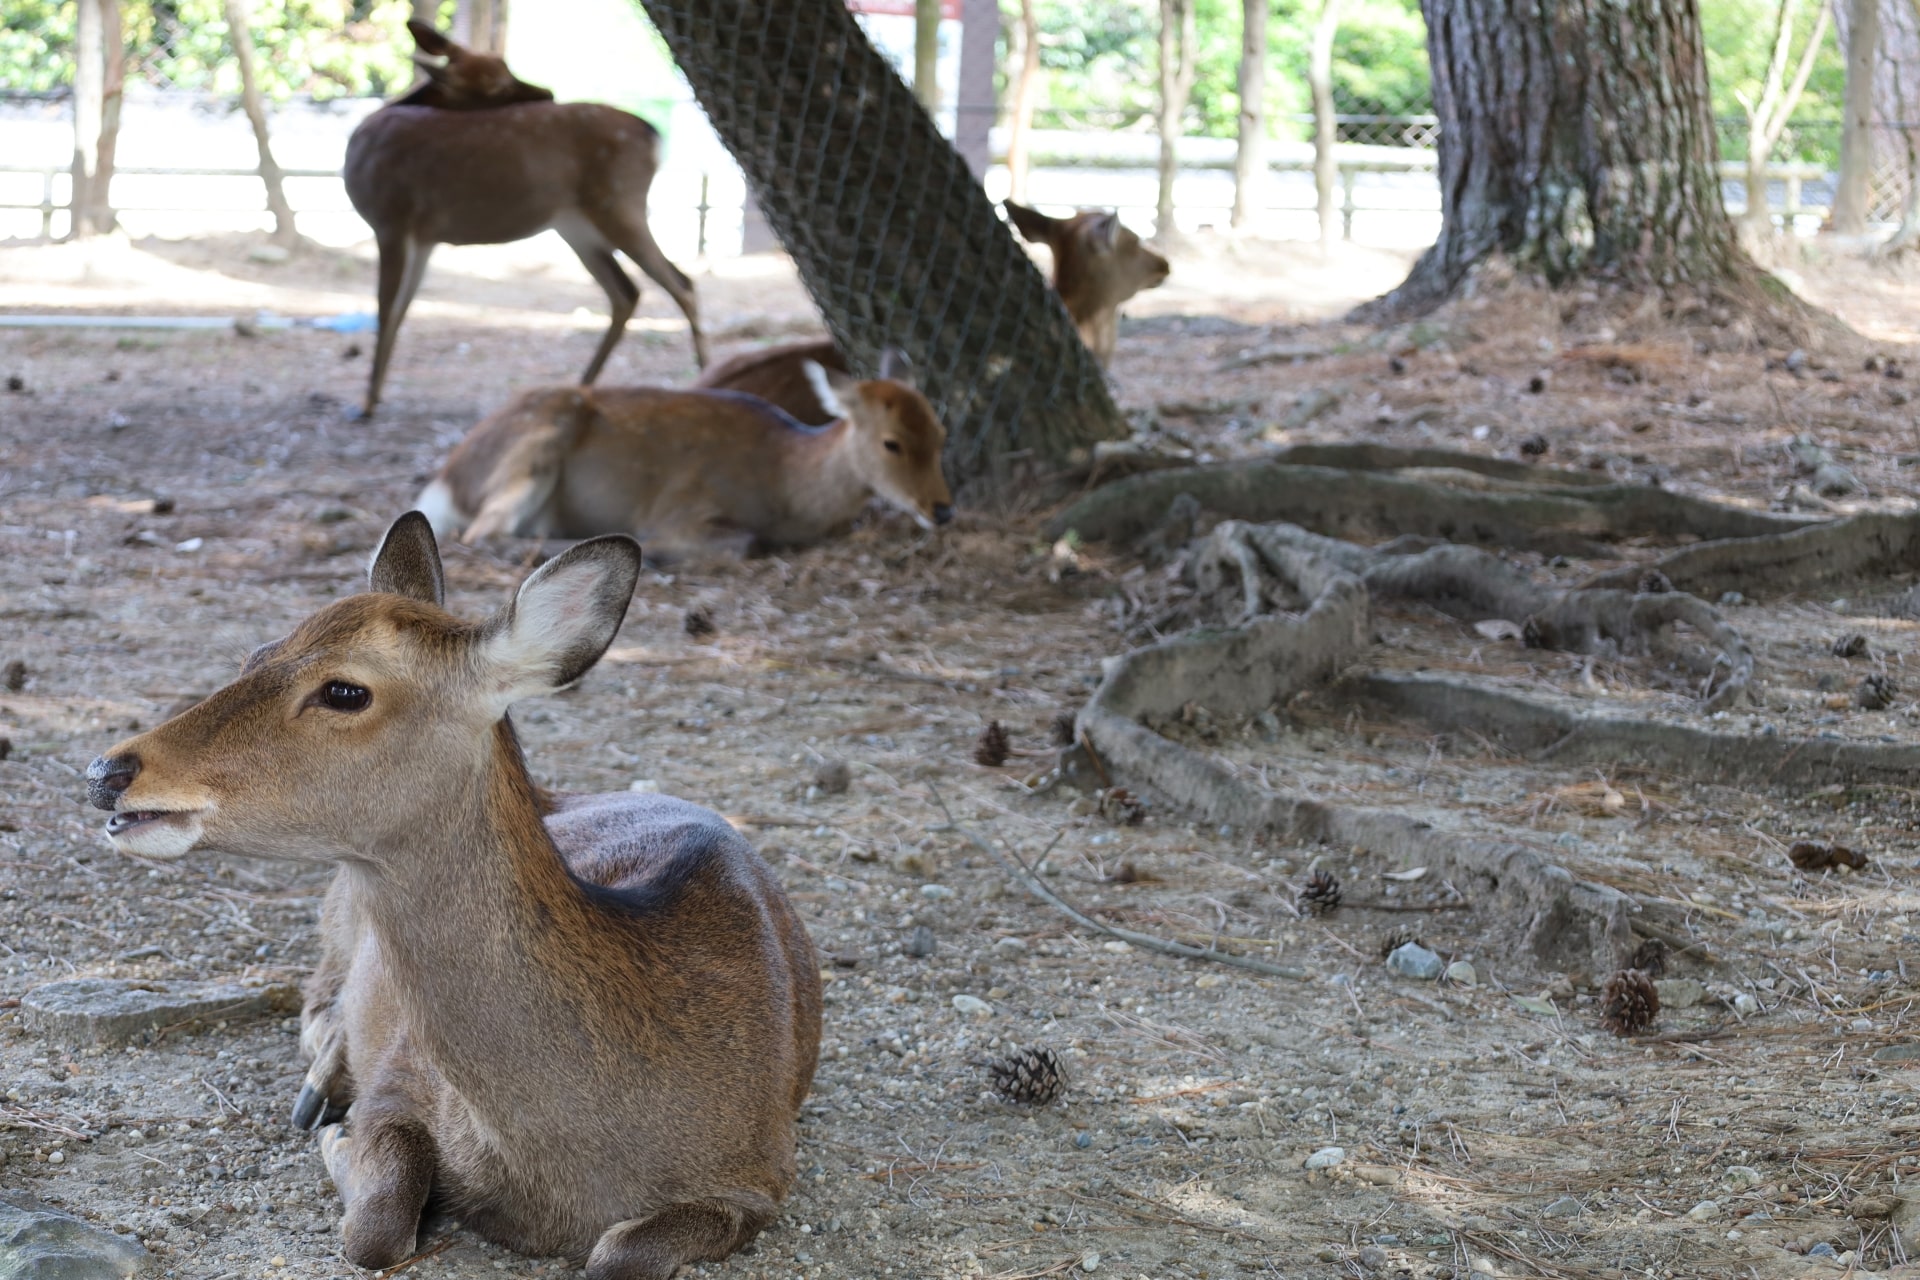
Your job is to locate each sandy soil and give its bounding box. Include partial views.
[4,227,1920,1280]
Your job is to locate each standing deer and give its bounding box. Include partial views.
[344,21,706,416]
[84,514,820,1277]
[696,202,1168,422]
[417,351,953,556]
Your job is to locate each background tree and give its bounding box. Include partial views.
[1308,0,1343,255]
[224,0,298,247]
[69,0,121,238]
[1230,0,1265,229]
[1832,0,1881,233]
[1156,0,1196,239]
[1734,0,1831,247]
[916,0,941,110]
[1003,0,1041,201]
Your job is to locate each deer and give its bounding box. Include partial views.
[695,202,1168,423]
[415,350,953,556]
[343,21,706,416]
[83,513,822,1279]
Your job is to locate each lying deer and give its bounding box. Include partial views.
[344,21,705,415]
[696,203,1167,422]
[84,513,821,1277]
[417,352,953,555]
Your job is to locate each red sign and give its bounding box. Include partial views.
[847,0,962,17]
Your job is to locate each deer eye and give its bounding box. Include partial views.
[317,681,371,713]
[884,440,902,454]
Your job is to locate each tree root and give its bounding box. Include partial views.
[1263,442,1613,487]
[1579,510,1920,602]
[1049,461,1815,556]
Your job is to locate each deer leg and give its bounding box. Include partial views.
[363,234,434,417]
[601,216,706,370]
[293,875,356,1129]
[583,1197,768,1280]
[317,1114,436,1271]
[557,223,638,386]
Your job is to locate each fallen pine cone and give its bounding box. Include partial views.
[1627,937,1668,979]
[1832,633,1868,659]
[1600,968,1660,1036]
[682,606,716,638]
[1096,786,1147,826]
[1379,929,1423,960]
[1518,433,1550,458]
[1299,869,1342,916]
[1856,673,1898,710]
[985,1045,1067,1105]
[1788,841,1869,872]
[974,720,1011,767]
[1051,710,1079,747]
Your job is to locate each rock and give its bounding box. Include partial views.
[1874,1043,1920,1062]
[1386,942,1444,980]
[1811,464,1861,498]
[1731,992,1760,1016]
[20,978,295,1046]
[1654,978,1705,1009]
[627,779,661,793]
[951,994,992,1017]
[1357,1245,1388,1271]
[1079,1251,1100,1273]
[1685,1199,1721,1221]
[1543,1196,1582,1217]
[1444,960,1478,986]
[1722,1166,1762,1189]
[919,884,956,900]
[1807,1242,1838,1259]
[1352,1165,1401,1186]
[1461,1215,1495,1233]
[247,244,291,264]
[992,936,1027,956]
[1303,1146,1345,1170]
[0,1197,147,1278]
[904,926,936,959]
[812,759,851,794]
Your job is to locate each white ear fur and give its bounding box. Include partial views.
[481,536,640,710]
[801,360,849,419]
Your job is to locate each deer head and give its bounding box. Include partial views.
[1004,201,1170,362]
[802,353,953,529]
[85,514,639,863]
[396,20,554,109]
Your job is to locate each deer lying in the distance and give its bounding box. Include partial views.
[417,352,953,556]
[344,21,705,415]
[84,513,821,1278]
[696,201,1168,423]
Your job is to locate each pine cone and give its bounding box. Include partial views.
[1856,673,1898,710]
[1097,786,1147,826]
[1788,841,1868,872]
[986,1045,1067,1105]
[1379,929,1422,960]
[1299,870,1342,917]
[683,606,716,638]
[1627,937,1668,979]
[1518,433,1550,458]
[1832,633,1868,659]
[1600,968,1660,1036]
[974,720,1011,767]
[1051,710,1079,747]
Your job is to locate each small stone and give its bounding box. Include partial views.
[951,994,992,1017]
[1722,1165,1762,1189]
[0,1198,146,1277]
[1807,1242,1838,1258]
[1358,1245,1389,1271]
[1303,1146,1345,1170]
[919,883,955,900]
[1686,1199,1721,1221]
[1543,1196,1580,1217]
[1079,1250,1100,1272]
[1654,977,1705,1009]
[1073,1131,1093,1149]
[627,779,661,793]
[247,243,291,263]
[992,936,1027,956]
[1443,960,1478,986]
[1101,940,1131,954]
[1194,973,1224,989]
[20,978,296,1046]
[173,537,203,553]
[45,1150,63,1166]
[1732,992,1760,1016]
[1719,591,1746,606]
[1386,942,1444,980]
[812,759,851,794]
[1461,1215,1495,1233]
[1876,1043,1920,1062]
[904,926,936,958]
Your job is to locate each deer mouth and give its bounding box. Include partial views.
[106,808,194,835]
[104,808,204,849]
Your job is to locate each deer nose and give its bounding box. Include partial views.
[85,753,140,811]
[933,503,954,526]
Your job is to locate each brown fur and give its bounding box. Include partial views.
[345,23,704,416]
[417,375,953,555]
[692,340,850,425]
[84,518,821,1277]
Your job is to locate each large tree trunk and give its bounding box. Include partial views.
[1308,0,1343,256]
[1231,0,1267,230]
[224,0,298,247]
[1156,0,1196,240]
[634,0,1125,485]
[915,0,940,112]
[69,0,120,238]
[1005,0,1040,202]
[1371,0,1749,316]
[1833,0,1881,233]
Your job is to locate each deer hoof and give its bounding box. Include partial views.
[291,1083,328,1130]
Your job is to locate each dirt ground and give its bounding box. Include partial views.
[6,226,1920,1280]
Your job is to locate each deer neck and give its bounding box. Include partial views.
[781,419,872,537]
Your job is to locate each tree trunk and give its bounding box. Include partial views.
[1739,0,1830,248]
[411,0,439,23]
[69,0,119,238]
[1833,0,1880,233]
[1156,0,1195,240]
[1308,0,1343,256]
[1371,0,1748,317]
[1231,0,1267,229]
[634,0,1125,485]
[1005,0,1040,202]
[915,0,940,113]
[455,0,505,54]
[224,0,298,247]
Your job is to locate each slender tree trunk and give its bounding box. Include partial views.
[1740,0,1830,247]
[1231,0,1267,229]
[915,0,941,112]
[1833,0,1880,233]
[454,0,505,53]
[1156,0,1195,240]
[1372,0,1751,317]
[1308,0,1343,256]
[224,0,297,246]
[70,0,107,237]
[411,0,439,23]
[1005,0,1040,202]
[94,0,122,233]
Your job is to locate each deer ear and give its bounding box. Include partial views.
[406,20,455,55]
[1087,212,1121,251]
[482,536,641,706]
[801,360,851,419]
[1003,200,1060,245]
[875,347,915,387]
[368,511,446,606]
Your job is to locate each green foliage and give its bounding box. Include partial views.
[1701,0,1846,165]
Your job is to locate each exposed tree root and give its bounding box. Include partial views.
[1579,510,1920,602]
[1049,461,1815,556]
[1262,442,1613,487]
